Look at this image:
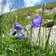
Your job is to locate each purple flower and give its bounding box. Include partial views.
[11,31,16,36]
[14,23,22,30]
[31,16,44,28]
[17,33,24,39]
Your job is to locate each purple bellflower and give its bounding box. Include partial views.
[12,31,16,36]
[31,16,44,28]
[17,33,24,39]
[11,23,24,40]
[14,23,22,30]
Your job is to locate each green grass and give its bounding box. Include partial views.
[0,1,56,56]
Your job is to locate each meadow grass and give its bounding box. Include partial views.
[0,2,56,56]
[0,14,56,56]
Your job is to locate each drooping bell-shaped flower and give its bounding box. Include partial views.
[31,16,44,28]
[12,31,16,36]
[17,33,24,39]
[14,23,22,30]
[10,31,16,36]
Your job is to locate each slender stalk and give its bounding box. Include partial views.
[45,13,56,51]
[38,26,41,56]
[42,4,45,48]
[30,27,32,42]
[0,15,2,36]
[38,4,45,56]
[42,4,45,17]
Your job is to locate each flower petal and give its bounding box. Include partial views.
[12,31,16,36]
[17,33,24,39]
[14,23,22,30]
[31,16,44,28]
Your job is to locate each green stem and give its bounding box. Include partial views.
[42,4,45,48]
[30,27,32,42]
[38,26,41,56]
[0,15,3,36]
[42,4,45,17]
[45,13,56,51]
[45,27,52,50]
[37,4,45,56]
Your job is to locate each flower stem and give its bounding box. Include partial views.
[45,13,56,51]
[0,15,2,36]
[30,27,32,42]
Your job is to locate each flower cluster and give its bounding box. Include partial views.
[11,16,44,40]
[12,23,24,39]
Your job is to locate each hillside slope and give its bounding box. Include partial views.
[0,1,56,31]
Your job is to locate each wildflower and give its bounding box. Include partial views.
[11,23,25,40]
[14,23,22,30]
[10,31,16,36]
[31,16,44,28]
[12,31,16,36]
[17,33,24,39]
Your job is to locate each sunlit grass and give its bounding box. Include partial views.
[0,14,56,56]
[0,2,56,56]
